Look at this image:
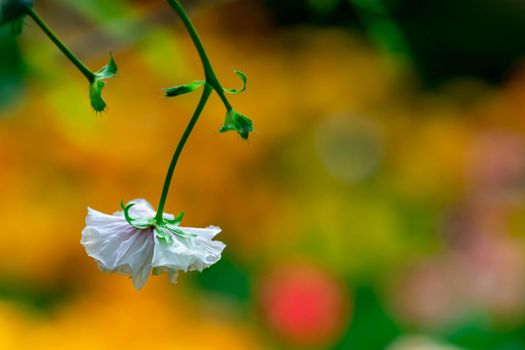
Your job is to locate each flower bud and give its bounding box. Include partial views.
[89,54,117,112]
[219,109,254,140]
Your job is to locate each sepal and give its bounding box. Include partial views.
[120,200,154,229]
[94,54,117,80]
[165,211,184,226]
[164,80,205,97]
[223,69,247,95]
[120,200,196,240]
[154,226,173,244]
[165,224,197,238]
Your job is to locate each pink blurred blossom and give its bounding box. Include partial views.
[258,262,349,347]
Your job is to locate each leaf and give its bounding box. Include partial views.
[164,80,205,97]
[219,109,254,140]
[223,69,247,94]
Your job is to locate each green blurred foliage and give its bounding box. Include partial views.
[0,25,24,107]
[264,0,525,85]
[334,285,402,349]
[194,255,252,302]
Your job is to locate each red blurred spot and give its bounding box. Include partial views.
[258,263,350,347]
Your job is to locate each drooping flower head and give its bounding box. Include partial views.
[81,199,225,290]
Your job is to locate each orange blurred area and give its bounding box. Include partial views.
[2,0,525,349]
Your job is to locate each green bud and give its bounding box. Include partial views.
[219,109,254,140]
[164,80,205,97]
[89,80,106,112]
[89,54,117,112]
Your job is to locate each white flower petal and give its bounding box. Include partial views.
[86,207,124,226]
[81,207,155,290]
[178,225,222,239]
[151,227,225,283]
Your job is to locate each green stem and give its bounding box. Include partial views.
[216,87,233,111]
[166,0,232,109]
[154,0,236,219]
[25,7,95,82]
[155,85,213,221]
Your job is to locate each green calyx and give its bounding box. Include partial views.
[219,109,254,140]
[89,54,117,112]
[120,201,196,243]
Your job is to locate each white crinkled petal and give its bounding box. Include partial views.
[81,207,155,290]
[152,226,225,283]
[178,226,222,240]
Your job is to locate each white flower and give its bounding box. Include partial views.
[81,198,226,290]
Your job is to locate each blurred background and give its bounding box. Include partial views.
[1,0,525,349]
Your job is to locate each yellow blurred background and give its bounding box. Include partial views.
[1,0,525,349]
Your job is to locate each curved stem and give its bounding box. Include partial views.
[166,0,232,110]
[155,0,238,219]
[26,7,95,82]
[155,84,213,221]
